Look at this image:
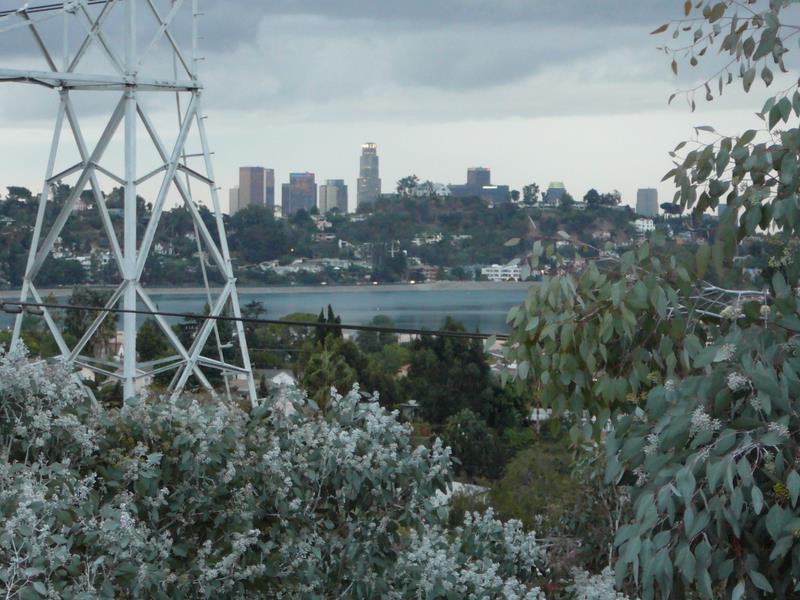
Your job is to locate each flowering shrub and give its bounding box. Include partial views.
[0,346,554,599]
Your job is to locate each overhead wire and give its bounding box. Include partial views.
[0,299,511,341]
[0,1,109,18]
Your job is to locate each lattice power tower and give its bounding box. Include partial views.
[0,0,257,404]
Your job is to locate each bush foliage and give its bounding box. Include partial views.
[0,346,560,599]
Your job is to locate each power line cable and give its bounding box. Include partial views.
[0,300,510,341]
[0,1,109,17]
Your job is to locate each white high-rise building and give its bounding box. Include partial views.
[636,188,659,218]
[319,179,349,213]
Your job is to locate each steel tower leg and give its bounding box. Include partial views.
[2,0,257,406]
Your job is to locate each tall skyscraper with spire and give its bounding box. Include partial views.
[357,143,381,207]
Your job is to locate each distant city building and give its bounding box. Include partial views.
[228,186,239,214]
[357,143,382,207]
[449,167,509,204]
[636,188,659,218]
[238,167,275,210]
[282,172,317,216]
[467,167,491,188]
[542,182,567,207]
[319,179,349,214]
[481,262,522,282]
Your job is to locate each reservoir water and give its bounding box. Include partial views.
[0,284,529,335]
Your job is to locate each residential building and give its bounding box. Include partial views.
[481,262,523,282]
[357,143,381,207]
[411,232,444,246]
[282,172,317,216]
[542,182,567,207]
[238,166,275,210]
[636,188,659,218]
[229,186,239,214]
[634,218,655,235]
[313,232,336,243]
[319,179,349,214]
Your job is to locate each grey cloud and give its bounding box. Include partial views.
[0,0,693,125]
[201,0,677,32]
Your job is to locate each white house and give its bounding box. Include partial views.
[634,218,655,235]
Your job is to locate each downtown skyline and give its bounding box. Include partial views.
[0,0,790,213]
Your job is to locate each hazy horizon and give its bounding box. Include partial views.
[0,0,787,213]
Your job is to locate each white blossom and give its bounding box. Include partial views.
[568,567,637,599]
[727,372,750,393]
[690,407,722,437]
[720,304,743,320]
[768,422,790,439]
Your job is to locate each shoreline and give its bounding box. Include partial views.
[0,280,533,299]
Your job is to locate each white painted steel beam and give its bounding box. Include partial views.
[0,69,201,91]
[12,95,66,344]
[6,0,255,405]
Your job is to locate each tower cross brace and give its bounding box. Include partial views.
[1,0,257,405]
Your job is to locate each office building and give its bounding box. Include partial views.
[319,179,349,214]
[357,143,381,207]
[449,167,509,204]
[542,182,567,207]
[636,188,659,218]
[282,172,317,216]
[238,166,275,210]
[467,167,491,188]
[229,186,240,214]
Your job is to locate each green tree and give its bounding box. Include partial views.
[506,2,800,597]
[298,341,357,409]
[584,188,601,208]
[396,175,420,197]
[356,315,399,354]
[136,318,170,362]
[522,183,540,205]
[405,318,524,429]
[660,201,682,215]
[63,287,118,358]
[443,409,506,479]
[6,186,32,201]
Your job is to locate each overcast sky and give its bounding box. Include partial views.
[0,0,778,212]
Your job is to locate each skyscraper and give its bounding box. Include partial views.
[319,179,349,214]
[357,143,381,207]
[229,186,240,215]
[282,172,317,216]
[636,188,659,218]
[238,166,275,210]
[467,167,491,187]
